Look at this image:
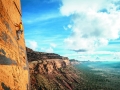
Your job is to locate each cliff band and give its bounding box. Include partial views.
[27,47,82,90]
[0,0,29,90]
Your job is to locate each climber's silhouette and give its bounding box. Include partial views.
[15,22,23,40]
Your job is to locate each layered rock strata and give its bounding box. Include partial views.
[27,47,82,90]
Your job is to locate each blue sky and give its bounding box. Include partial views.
[21,0,120,61]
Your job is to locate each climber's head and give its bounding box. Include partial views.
[20,22,22,24]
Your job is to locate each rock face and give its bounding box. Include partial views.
[70,59,81,65]
[27,47,82,90]
[0,0,29,90]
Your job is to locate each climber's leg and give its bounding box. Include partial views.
[17,30,22,40]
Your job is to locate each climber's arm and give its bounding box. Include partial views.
[14,23,19,27]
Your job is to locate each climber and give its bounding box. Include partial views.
[15,22,23,40]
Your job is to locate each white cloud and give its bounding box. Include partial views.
[63,24,72,30]
[68,24,72,29]
[26,40,38,50]
[60,0,120,51]
[50,43,57,48]
[45,47,54,53]
[40,47,54,53]
[60,0,113,16]
[63,26,68,30]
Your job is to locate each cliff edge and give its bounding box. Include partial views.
[27,47,83,90]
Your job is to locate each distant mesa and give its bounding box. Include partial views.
[70,59,81,65]
[26,47,68,61]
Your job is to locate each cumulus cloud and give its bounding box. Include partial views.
[40,47,54,53]
[63,24,72,30]
[50,43,57,48]
[45,47,54,53]
[68,24,72,29]
[60,0,117,16]
[26,40,38,50]
[60,0,120,51]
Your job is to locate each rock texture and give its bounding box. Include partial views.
[27,47,83,90]
[0,0,29,90]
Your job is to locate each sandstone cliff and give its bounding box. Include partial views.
[27,47,83,90]
[0,0,29,90]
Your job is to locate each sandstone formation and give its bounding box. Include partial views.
[70,59,81,65]
[27,47,83,90]
[0,0,29,90]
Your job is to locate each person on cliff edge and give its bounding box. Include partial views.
[15,22,23,40]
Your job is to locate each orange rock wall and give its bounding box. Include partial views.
[0,0,29,90]
[63,59,70,66]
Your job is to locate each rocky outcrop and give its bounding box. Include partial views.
[70,59,81,65]
[26,47,68,61]
[27,47,70,74]
[27,47,83,90]
[0,0,29,90]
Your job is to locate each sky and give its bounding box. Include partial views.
[21,0,120,61]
